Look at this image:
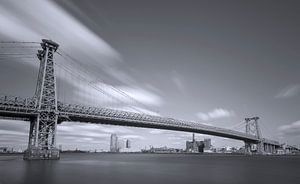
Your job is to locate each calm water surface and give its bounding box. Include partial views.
[0,153,299,184]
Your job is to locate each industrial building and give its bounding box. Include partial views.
[186,134,205,153]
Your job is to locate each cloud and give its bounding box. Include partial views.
[275,84,300,99]
[119,135,145,140]
[114,106,160,116]
[56,122,148,150]
[278,120,300,137]
[0,129,27,136]
[118,86,163,107]
[196,108,235,121]
[59,122,133,135]
[149,129,166,134]
[73,84,163,115]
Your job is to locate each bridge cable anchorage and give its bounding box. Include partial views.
[56,50,154,114]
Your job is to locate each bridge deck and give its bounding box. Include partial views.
[0,95,281,145]
[0,95,262,143]
[57,103,260,142]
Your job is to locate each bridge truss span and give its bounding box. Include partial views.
[0,95,37,118]
[0,94,259,142]
[58,102,259,143]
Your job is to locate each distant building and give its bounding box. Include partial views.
[186,133,204,153]
[118,139,124,150]
[0,147,13,153]
[110,133,119,152]
[0,147,8,153]
[126,139,131,149]
[204,139,211,150]
[142,146,183,153]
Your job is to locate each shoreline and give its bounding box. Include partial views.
[1,152,299,157]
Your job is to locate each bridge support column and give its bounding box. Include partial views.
[24,39,60,160]
[244,142,252,154]
[244,117,264,155]
[265,144,269,153]
[256,141,264,154]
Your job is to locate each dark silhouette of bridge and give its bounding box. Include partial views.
[0,40,283,159]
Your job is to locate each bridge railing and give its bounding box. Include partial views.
[0,95,36,112]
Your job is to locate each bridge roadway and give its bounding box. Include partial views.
[0,95,279,145]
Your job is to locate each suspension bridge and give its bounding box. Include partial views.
[0,39,289,160]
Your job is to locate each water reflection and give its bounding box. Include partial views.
[23,160,58,184]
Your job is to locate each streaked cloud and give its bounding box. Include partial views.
[118,86,163,107]
[119,135,145,140]
[73,84,163,115]
[278,120,300,137]
[119,106,160,116]
[0,0,164,113]
[149,129,166,134]
[275,84,300,99]
[196,108,235,121]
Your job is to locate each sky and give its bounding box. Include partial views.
[0,0,300,151]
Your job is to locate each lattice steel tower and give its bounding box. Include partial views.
[244,117,263,154]
[24,39,60,160]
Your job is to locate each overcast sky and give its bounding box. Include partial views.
[0,0,299,151]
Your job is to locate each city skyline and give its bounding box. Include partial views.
[0,0,300,151]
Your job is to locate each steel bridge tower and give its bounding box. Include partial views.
[23,39,60,160]
[244,117,263,154]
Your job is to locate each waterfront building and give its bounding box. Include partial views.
[186,133,204,153]
[142,146,183,153]
[110,133,119,152]
[0,147,8,153]
[204,138,211,150]
[0,147,13,153]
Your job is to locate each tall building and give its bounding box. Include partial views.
[204,139,211,150]
[126,139,131,148]
[110,133,119,152]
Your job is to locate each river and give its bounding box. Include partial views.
[0,153,299,184]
